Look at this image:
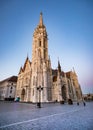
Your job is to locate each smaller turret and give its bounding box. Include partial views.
[73,67,77,76]
[58,60,61,73]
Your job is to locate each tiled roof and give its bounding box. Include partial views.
[52,69,57,76]
[66,71,72,78]
[53,76,57,82]
[0,76,17,83]
[61,71,65,77]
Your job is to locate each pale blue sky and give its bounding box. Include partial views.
[0,0,93,94]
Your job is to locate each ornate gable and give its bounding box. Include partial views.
[19,66,23,74]
[23,56,31,72]
[18,56,31,75]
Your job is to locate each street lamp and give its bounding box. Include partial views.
[37,85,43,108]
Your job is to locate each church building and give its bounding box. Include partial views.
[15,13,82,103]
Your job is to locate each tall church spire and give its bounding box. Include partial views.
[39,12,43,26]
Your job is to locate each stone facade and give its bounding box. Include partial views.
[0,76,17,100]
[15,13,82,103]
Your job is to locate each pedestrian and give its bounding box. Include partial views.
[83,101,86,106]
[77,102,79,105]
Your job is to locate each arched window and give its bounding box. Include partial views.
[68,80,71,93]
[42,76,44,86]
[21,88,25,101]
[33,76,35,85]
[43,39,46,48]
[33,89,34,96]
[39,40,41,47]
[44,50,46,59]
[21,88,25,95]
[35,77,37,86]
[61,85,67,101]
[73,81,75,86]
[38,49,41,57]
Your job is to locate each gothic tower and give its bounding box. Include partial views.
[15,13,82,103]
[31,13,52,102]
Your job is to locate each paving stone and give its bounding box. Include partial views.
[0,101,93,130]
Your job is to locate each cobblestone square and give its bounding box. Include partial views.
[0,101,93,130]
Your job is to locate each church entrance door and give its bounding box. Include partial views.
[21,88,25,101]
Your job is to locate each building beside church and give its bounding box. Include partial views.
[15,13,82,103]
[0,76,17,101]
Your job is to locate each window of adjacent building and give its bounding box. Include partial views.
[10,90,12,93]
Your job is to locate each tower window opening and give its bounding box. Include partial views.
[44,50,46,59]
[39,40,41,47]
[44,39,46,48]
[38,49,41,57]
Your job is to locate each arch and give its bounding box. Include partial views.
[39,40,41,47]
[21,88,25,101]
[61,85,67,101]
[42,76,44,86]
[68,80,71,93]
[44,50,46,59]
[43,39,46,48]
[76,90,80,100]
[53,76,57,82]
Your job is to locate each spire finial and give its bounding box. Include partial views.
[39,12,43,26]
[48,55,50,60]
[58,57,60,67]
[73,67,75,73]
[26,53,29,60]
[27,53,29,58]
[58,58,61,72]
[73,67,77,76]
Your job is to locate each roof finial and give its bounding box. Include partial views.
[73,67,77,74]
[27,53,29,58]
[58,57,61,72]
[73,67,75,72]
[39,12,43,26]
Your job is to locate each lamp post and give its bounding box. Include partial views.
[37,85,43,108]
